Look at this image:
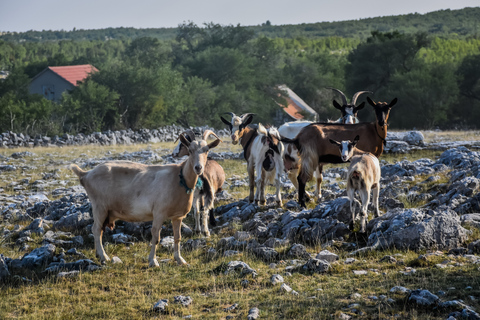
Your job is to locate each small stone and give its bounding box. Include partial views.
[390,286,411,294]
[408,289,439,306]
[280,283,292,293]
[224,303,238,312]
[344,258,356,264]
[353,270,368,275]
[57,271,80,278]
[315,250,339,263]
[247,307,260,320]
[174,295,193,307]
[111,256,123,264]
[153,299,169,313]
[271,274,284,285]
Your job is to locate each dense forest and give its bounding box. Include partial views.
[0,7,480,135]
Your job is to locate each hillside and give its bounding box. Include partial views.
[1,7,479,42]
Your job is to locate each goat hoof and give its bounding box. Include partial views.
[176,258,188,266]
[202,232,211,238]
[149,259,160,268]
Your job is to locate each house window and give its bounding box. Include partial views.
[42,85,55,100]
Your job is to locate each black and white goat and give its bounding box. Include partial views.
[172,130,225,237]
[221,113,284,205]
[330,135,381,233]
[328,88,372,124]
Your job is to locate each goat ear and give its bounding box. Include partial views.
[179,134,191,148]
[353,135,360,145]
[329,139,340,146]
[220,116,232,128]
[389,98,398,108]
[207,139,221,150]
[354,102,366,112]
[332,100,342,110]
[367,97,376,107]
[243,114,254,126]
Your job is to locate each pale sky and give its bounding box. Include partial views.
[0,0,478,32]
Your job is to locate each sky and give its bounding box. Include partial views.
[0,0,479,33]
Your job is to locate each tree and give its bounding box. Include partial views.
[61,78,120,133]
[383,62,458,128]
[346,31,429,95]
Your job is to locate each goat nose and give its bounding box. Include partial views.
[195,165,203,172]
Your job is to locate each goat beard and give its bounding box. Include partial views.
[262,150,275,171]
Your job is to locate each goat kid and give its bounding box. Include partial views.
[71,130,221,266]
[282,97,396,207]
[330,135,381,233]
[172,129,225,237]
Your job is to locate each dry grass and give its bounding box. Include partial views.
[0,132,479,319]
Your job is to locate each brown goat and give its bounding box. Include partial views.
[282,97,397,207]
[172,129,225,237]
[71,130,221,266]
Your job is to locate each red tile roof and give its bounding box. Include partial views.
[49,64,98,86]
[278,85,318,120]
[283,96,305,120]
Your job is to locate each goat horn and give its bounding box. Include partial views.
[178,130,196,142]
[327,87,348,105]
[351,91,373,105]
[222,112,236,118]
[241,113,255,119]
[203,129,221,141]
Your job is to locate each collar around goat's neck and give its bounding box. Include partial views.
[179,164,203,194]
[375,121,388,146]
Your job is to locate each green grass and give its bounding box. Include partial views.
[0,132,479,319]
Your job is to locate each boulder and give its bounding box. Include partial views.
[368,208,469,250]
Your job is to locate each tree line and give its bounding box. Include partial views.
[0,22,480,136]
[2,7,479,42]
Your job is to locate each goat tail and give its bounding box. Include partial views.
[280,136,300,152]
[70,164,87,178]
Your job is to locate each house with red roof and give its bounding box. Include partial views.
[29,64,98,102]
[277,85,318,122]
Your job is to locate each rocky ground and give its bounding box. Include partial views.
[1,127,480,319]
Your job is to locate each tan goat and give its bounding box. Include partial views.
[330,135,381,233]
[172,129,225,237]
[71,130,221,266]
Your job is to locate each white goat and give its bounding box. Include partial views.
[329,135,381,233]
[220,113,284,206]
[71,130,221,266]
[249,123,285,205]
[172,129,225,237]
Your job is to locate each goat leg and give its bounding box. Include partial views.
[149,214,166,267]
[92,206,110,264]
[172,218,188,265]
[347,188,356,231]
[248,163,255,203]
[372,185,380,217]
[297,174,307,208]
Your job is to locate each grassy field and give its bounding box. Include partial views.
[0,132,479,319]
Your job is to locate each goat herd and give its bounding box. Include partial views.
[71,88,398,266]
